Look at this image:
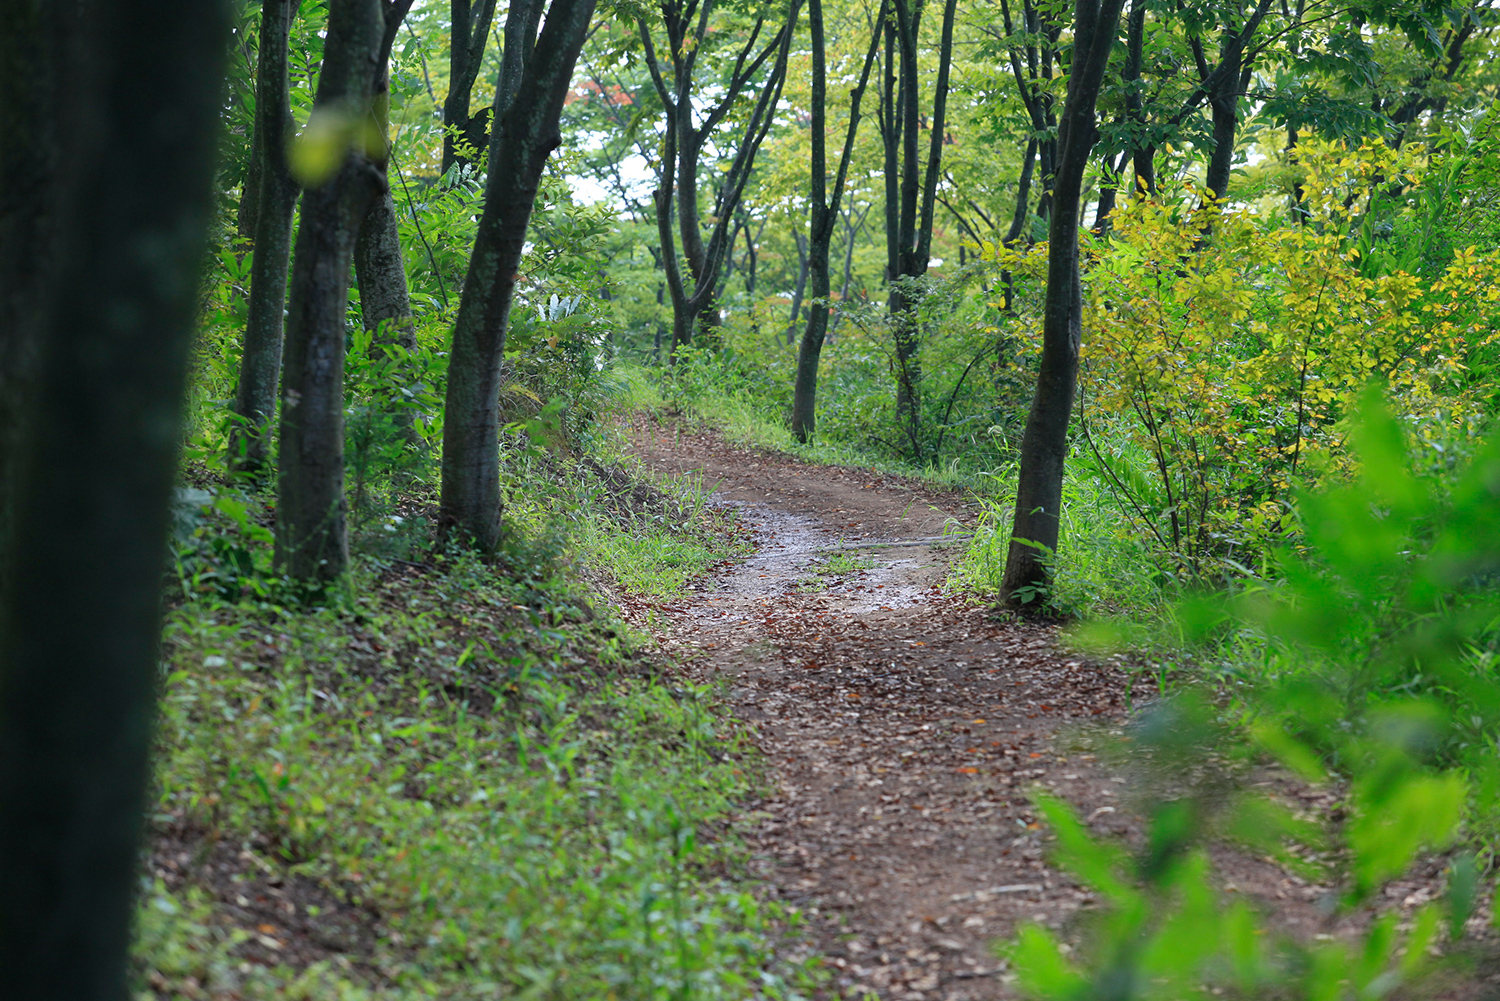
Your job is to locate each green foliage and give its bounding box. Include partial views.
[953,468,1165,617]
[1011,393,1500,999]
[135,551,812,999]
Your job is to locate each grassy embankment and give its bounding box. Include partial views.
[132,422,823,1000]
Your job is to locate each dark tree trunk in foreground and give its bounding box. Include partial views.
[1000,0,1125,605]
[790,0,882,442]
[443,0,499,176]
[274,0,388,581]
[356,3,420,444]
[0,0,65,596]
[229,0,298,476]
[0,2,225,996]
[440,0,597,552]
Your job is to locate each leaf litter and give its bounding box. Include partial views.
[622,412,1491,1000]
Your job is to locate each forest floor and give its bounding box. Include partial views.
[620,410,1491,1001]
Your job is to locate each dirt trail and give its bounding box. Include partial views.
[624,414,1138,999]
[624,413,1500,1001]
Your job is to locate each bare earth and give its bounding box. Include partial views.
[623,412,1137,999]
[622,411,1496,1001]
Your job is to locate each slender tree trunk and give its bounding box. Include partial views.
[787,229,809,345]
[355,24,419,445]
[1205,62,1253,200]
[1121,0,1150,199]
[1092,149,1128,231]
[839,203,868,303]
[1000,0,1125,605]
[442,0,499,176]
[440,0,597,552]
[1198,0,1272,202]
[274,0,387,581]
[742,216,762,294]
[791,0,882,442]
[884,0,958,457]
[229,0,298,477]
[0,2,224,996]
[640,1,798,358]
[1001,138,1037,311]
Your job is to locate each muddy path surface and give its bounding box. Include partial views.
[622,413,1142,999]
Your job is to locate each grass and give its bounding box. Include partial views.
[609,362,988,493]
[135,460,812,1000]
[586,528,736,596]
[814,550,877,577]
[950,468,1168,617]
[613,359,1175,618]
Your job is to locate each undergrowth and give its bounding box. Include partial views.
[136,452,807,1000]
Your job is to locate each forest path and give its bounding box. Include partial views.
[621,413,1137,1000]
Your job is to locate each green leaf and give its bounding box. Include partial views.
[1033,791,1134,902]
[1248,721,1328,784]
[1009,923,1087,999]
[1446,852,1479,941]
[289,104,384,187]
[1349,769,1465,897]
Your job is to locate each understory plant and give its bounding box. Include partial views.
[1011,391,1500,999]
[136,548,812,1000]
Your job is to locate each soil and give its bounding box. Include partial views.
[621,410,1498,1001]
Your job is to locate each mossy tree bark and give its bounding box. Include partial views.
[999,0,1126,605]
[0,1,225,994]
[439,0,597,553]
[229,0,298,477]
[274,0,389,581]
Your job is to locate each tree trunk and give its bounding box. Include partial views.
[442,0,499,176]
[0,2,224,996]
[440,0,597,552]
[229,0,298,477]
[355,192,416,355]
[743,216,761,294]
[791,0,882,442]
[839,203,868,303]
[1196,0,1272,202]
[1092,149,1128,231]
[1000,0,1125,605]
[274,0,387,581]
[1205,63,1254,200]
[787,229,809,345]
[0,0,66,598]
[640,1,799,359]
[882,0,958,458]
[239,122,263,240]
[355,25,419,445]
